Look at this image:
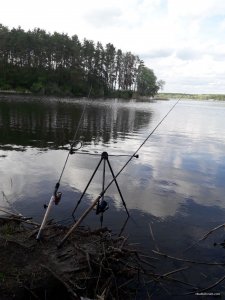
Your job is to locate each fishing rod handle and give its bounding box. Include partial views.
[36,196,55,240]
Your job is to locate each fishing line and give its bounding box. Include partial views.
[73,99,180,214]
[36,85,92,240]
[58,86,92,183]
[58,99,181,247]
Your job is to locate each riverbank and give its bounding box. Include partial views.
[0,90,135,101]
[1,211,225,299]
[2,90,225,102]
[0,91,154,103]
[0,212,154,300]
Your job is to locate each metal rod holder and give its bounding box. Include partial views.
[72,151,129,219]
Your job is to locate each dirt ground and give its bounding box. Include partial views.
[0,216,147,300]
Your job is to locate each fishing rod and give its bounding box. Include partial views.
[36,86,92,240]
[58,99,181,248]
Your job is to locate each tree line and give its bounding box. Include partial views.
[0,24,164,98]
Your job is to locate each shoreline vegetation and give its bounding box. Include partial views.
[156,93,225,101]
[0,24,164,99]
[1,90,225,102]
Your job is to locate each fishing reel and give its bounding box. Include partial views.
[96,200,109,215]
[43,192,62,209]
[54,192,62,205]
[69,141,83,154]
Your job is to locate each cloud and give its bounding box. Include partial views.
[85,8,122,28]
[140,48,174,59]
[176,48,202,61]
[168,0,225,19]
[1,0,225,93]
[206,44,225,61]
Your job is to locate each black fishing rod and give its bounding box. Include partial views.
[36,86,92,240]
[58,99,181,248]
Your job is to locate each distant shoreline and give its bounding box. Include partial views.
[158,93,225,101]
[1,90,225,101]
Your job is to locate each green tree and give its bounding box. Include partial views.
[0,24,163,98]
[104,43,116,91]
[137,65,159,96]
[157,80,165,91]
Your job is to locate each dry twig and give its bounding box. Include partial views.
[152,250,225,266]
[149,222,159,251]
[184,222,225,252]
[41,264,79,299]
[184,274,225,295]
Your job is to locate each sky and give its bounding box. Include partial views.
[1,0,225,94]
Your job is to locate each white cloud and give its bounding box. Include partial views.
[1,0,225,93]
[168,0,225,18]
[140,48,174,59]
[85,8,122,28]
[176,48,203,61]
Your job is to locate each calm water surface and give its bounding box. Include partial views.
[1,96,225,298]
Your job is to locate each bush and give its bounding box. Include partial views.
[30,82,45,94]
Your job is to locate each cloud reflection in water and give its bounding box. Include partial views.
[0,98,225,223]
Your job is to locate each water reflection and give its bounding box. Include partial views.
[0,96,153,149]
[0,98,225,222]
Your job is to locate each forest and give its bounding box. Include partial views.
[0,24,164,98]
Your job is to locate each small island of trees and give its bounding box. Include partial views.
[0,24,164,98]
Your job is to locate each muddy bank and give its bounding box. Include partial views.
[1,212,225,299]
[0,215,153,300]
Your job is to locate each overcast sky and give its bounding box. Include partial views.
[1,0,225,94]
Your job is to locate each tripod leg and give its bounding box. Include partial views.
[99,159,106,226]
[118,215,130,236]
[59,195,101,248]
[100,213,104,228]
[102,158,106,200]
[72,157,103,217]
[97,158,106,214]
[106,159,130,217]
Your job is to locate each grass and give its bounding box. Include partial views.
[0,223,16,236]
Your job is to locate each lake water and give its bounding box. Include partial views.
[1,95,225,298]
